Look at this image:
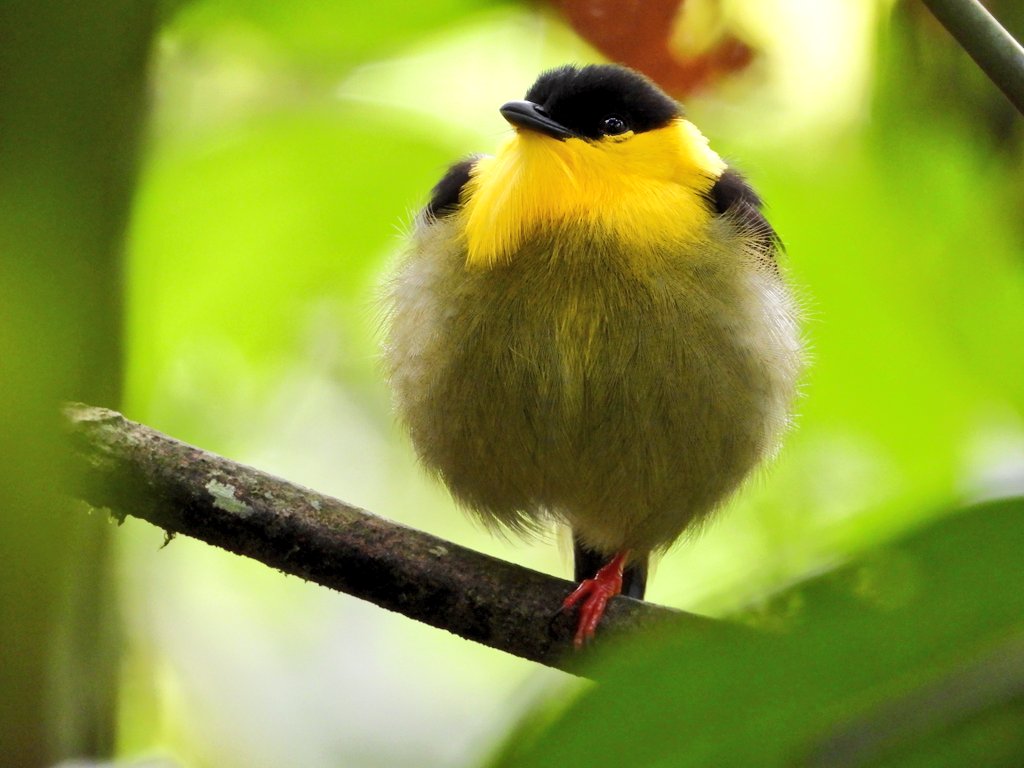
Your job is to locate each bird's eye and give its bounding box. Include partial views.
[601,115,628,135]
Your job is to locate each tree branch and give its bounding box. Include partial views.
[921,0,1024,114]
[63,404,728,677]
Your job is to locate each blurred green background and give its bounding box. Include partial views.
[2,0,1023,766]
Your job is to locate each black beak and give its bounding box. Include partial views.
[499,100,575,140]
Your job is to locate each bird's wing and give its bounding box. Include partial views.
[706,168,782,258]
[424,155,483,219]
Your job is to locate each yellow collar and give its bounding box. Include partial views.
[459,118,727,267]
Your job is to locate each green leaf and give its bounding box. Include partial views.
[125,106,461,432]
[165,0,506,67]
[490,498,1024,767]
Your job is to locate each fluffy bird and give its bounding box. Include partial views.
[384,64,801,647]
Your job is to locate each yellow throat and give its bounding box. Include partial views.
[459,118,727,267]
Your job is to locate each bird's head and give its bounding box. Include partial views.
[461,64,726,267]
[500,64,679,143]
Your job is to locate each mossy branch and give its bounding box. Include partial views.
[921,0,1024,114]
[63,404,729,677]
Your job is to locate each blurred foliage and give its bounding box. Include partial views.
[127,107,462,440]
[0,1,155,764]
[3,0,1022,765]
[162,0,507,68]
[490,499,1024,767]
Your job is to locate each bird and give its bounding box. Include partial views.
[383,63,802,648]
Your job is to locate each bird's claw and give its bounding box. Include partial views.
[561,551,627,648]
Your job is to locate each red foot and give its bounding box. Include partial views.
[562,550,629,648]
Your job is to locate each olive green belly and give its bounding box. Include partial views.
[387,230,798,554]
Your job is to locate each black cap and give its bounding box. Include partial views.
[514,64,680,140]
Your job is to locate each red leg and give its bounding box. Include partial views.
[562,550,630,648]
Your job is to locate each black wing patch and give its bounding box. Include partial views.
[424,156,479,219]
[707,168,781,258]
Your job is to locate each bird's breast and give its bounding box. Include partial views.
[459,122,725,268]
[385,218,801,550]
